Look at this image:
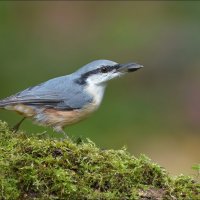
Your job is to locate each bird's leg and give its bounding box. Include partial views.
[53,126,68,139]
[61,130,68,139]
[12,117,26,132]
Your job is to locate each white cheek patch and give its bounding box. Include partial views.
[89,73,113,83]
[87,72,119,85]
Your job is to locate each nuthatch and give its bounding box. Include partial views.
[0,60,143,134]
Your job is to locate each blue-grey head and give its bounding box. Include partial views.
[74,59,143,86]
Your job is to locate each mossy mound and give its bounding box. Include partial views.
[0,121,199,200]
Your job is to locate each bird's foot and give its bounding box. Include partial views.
[11,117,26,133]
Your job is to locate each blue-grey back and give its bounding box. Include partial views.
[1,75,93,110]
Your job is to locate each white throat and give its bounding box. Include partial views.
[86,79,106,107]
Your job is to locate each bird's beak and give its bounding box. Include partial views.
[117,62,144,73]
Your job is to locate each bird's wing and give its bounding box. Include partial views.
[0,76,92,110]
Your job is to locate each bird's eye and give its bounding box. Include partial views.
[101,66,108,73]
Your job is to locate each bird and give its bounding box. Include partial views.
[0,59,143,134]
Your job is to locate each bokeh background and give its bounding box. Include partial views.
[0,1,199,176]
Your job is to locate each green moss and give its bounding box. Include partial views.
[0,121,199,200]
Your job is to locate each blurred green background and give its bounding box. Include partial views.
[0,1,199,176]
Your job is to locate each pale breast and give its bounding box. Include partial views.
[36,102,98,128]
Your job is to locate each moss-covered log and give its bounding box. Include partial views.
[0,121,199,200]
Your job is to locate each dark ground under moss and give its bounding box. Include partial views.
[0,121,199,200]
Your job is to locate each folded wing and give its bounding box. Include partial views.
[0,76,92,110]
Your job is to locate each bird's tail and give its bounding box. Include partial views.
[0,100,10,108]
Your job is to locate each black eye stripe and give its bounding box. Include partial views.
[100,66,108,73]
[75,64,120,85]
[100,64,120,73]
